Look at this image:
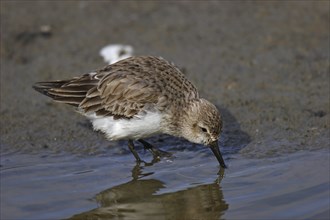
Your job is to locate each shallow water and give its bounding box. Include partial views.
[1,147,329,219]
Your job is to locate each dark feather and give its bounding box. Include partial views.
[33,56,199,119]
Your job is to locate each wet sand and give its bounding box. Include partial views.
[1,1,329,219]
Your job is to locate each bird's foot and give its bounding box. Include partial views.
[138,139,172,159]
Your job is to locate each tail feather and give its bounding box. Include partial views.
[47,90,86,98]
[33,81,69,98]
[33,80,64,89]
[33,80,94,107]
[52,96,87,106]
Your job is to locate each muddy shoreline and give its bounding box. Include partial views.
[1,2,329,157]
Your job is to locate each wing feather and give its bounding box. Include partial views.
[34,56,200,119]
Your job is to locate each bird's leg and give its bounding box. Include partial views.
[138,139,172,158]
[128,140,143,163]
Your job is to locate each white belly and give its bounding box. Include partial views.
[88,111,162,140]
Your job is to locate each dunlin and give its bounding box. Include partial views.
[33,56,226,168]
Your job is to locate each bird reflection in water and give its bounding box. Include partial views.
[69,165,228,219]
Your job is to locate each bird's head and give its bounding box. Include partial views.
[181,98,226,168]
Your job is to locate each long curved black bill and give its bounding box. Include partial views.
[209,141,227,168]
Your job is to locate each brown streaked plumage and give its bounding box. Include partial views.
[33,56,226,168]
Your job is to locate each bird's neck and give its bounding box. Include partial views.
[160,99,200,137]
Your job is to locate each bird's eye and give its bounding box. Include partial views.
[200,127,208,133]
